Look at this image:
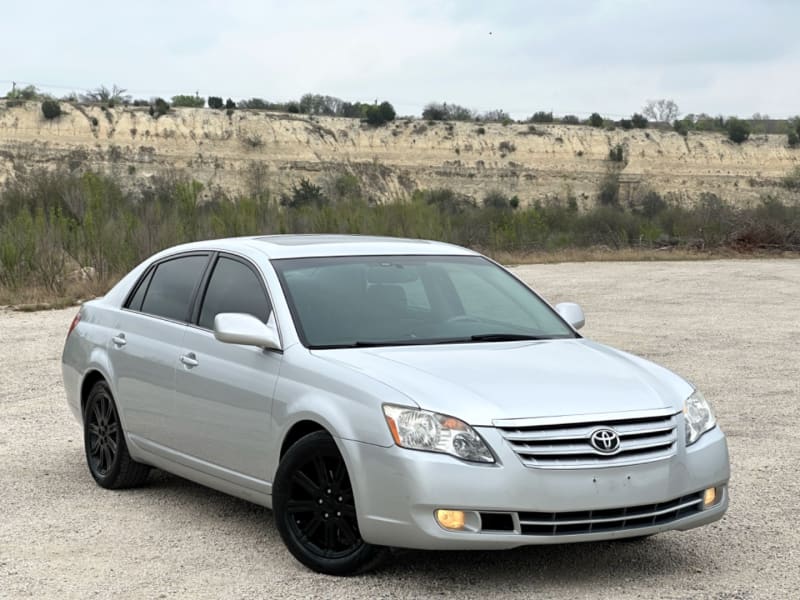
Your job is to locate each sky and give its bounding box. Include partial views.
[2,0,799,119]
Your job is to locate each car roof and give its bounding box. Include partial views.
[162,235,479,260]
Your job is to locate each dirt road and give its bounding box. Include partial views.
[2,259,798,599]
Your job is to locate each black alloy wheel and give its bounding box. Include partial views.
[273,431,385,575]
[83,381,150,489]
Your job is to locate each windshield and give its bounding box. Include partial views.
[272,255,578,349]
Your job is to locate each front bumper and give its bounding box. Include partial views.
[341,426,729,550]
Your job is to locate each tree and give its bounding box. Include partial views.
[41,100,62,119]
[725,118,750,144]
[631,113,649,129]
[529,111,554,123]
[561,114,580,125]
[365,101,396,126]
[171,95,204,108]
[642,99,680,123]
[225,98,236,110]
[208,96,224,110]
[588,112,604,128]
[787,131,799,148]
[422,102,475,121]
[81,84,130,106]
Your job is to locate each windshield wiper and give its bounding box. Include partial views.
[468,333,551,342]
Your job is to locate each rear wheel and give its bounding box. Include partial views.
[273,431,385,575]
[83,381,150,489]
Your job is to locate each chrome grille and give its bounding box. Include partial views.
[497,411,679,469]
[515,492,703,535]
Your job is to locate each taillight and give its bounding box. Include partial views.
[67,311,81,337]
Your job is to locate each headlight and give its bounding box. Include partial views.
[382,405,494,463]
[685,389,716,445]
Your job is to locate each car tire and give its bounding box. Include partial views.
[273,431,386,575]
[83,380,150,489]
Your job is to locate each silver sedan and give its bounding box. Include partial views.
[62,235,729,574]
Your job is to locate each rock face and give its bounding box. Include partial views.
[1,101,798,207]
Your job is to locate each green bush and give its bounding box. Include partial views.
[529,111,554,123]
[171,95,204,108]
[225,98,236,110]
[726,118,750,144]
[149,98,170,118]
[498,141,516,154]
[422,102,474,121]
[788,131,799,148]
[365,101,396,126]
[589,113,604,128]
[619,119,633,130]
[631,113,648,129]
[673,119,690,137]
[41,100,62,120]
[208,96,224,110]
[561,115,580,125]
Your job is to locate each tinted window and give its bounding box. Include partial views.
[140,255,208,322]
[126,268,154,311]
[198,257,271,330]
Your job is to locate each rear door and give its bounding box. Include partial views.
[112,253,210,449]
[172,254,282,485]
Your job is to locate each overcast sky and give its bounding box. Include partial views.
[3,0,799,119]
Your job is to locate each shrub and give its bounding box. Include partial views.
[281,179,328,208]
[225,98,236,110]
[788,131,799,148]
[422,102,474,121]
[529,111,554,123]
[726,118,750,144]
[589,112,604,128]
[286,101,300,113]
[673,119,690,137]
[41,100,62,120]
[149,98,170,118]
[498,141,516,154]
[561,115,580,125]
[598,171,621,207]
[171,95,204,108]
[631,113,648,129]
[365,101,396,126]
[208,96,224,110]
[608,144,625,163]
[479,109,510,123]
[619,119,633,130]
[476,126,486,135]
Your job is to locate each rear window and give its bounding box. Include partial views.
[138,255,208,322]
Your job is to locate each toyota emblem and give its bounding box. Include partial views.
[590,428,621,454]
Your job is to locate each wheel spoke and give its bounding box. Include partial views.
[286,500,318,514]
[106,422,119,437]
[292,471,321,496]
[102,446,112,472]
[103,397,114,423]
[89,436,101,453]
[92,402,103,426]
[88,424,101,436]
[311,456,330,488]
[332,460,347,488]
[337,518,358,546]
[323,520,336,550]
[303,514,324,539]
[107,437,118,455]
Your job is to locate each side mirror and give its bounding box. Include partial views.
[555,302,585,330]
[213,313,281,350]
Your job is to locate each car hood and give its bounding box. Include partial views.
[315,339,692,426]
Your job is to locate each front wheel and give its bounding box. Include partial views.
[272,431,385,575]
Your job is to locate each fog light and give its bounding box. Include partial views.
[703,487,717,507]
[435,509,465,530]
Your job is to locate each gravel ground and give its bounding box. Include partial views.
[1,259,798,599]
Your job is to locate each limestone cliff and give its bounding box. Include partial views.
[1,101,798,207]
